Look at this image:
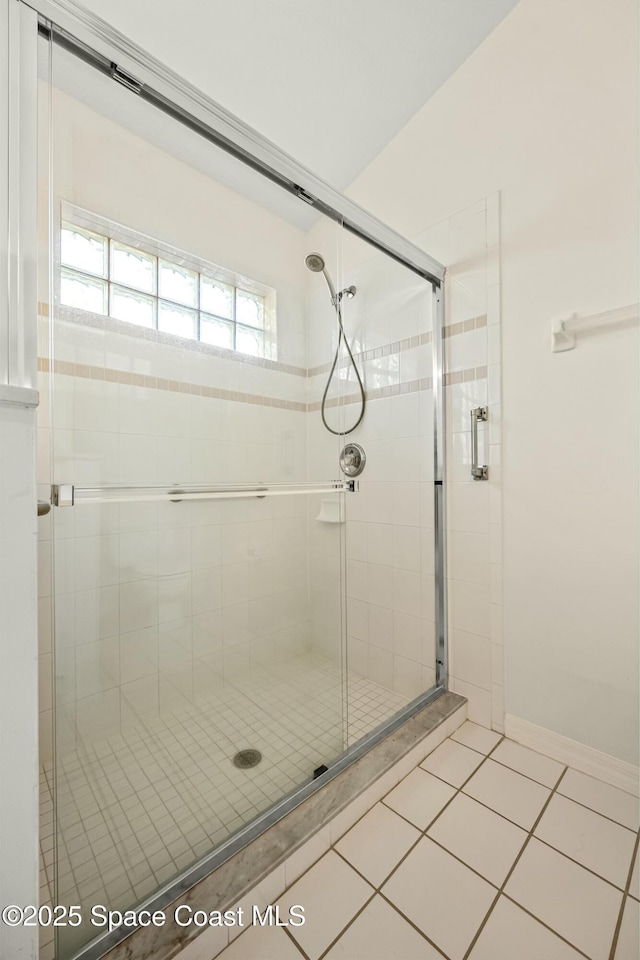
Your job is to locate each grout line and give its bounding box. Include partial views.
[323,850,451,960]
[459,763,568,960]
[530,834,634,895]
[318,732,511,959]
[281,917,314,960]
[43,659,405,937]
[313,890,378,960]
[315,736,510,959]
[269,726,472,960]
[376,892,453,960]
[607,830,640,960]
[381,735,506,836]
[553,787,640,833]
[498,892,594,960]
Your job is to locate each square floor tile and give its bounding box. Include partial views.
[558,769,639,831]
[336,802,420,887]
[427,792,527,886]
[177,925,229,960]
[277,851,373,960]
[469,895,585,960]
[463,759,550,829]
[615,896,639,960]
[382,837,496,960]
[535,794,636,888]
[383,768,456,830]
[491,739,564,787]
[325,895,443,959]
[420,739,484,787]
[217,924,302,959]
[505,838,622,960]
[451,721,501,755]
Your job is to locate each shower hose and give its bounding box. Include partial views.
[321,299,366,436]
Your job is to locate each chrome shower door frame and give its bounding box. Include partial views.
[25,3,449,958]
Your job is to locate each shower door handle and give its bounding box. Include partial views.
[470,407,488,481]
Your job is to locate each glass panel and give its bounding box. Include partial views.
[236,289,264,328]
[337,226,437,746]
[200,314,233,348]
[201,276,233,318]
[158,301,197,339]
[111,240,156,293]
[60,224,107,277]
[60,268,107,314]
[45,40,347,960]
[110,285,155,328]
[236,323,264,357]
[158,259,198,307]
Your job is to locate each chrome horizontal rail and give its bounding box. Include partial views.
[51,480,356,507]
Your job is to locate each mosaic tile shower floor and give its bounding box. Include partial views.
[39,655,408,960]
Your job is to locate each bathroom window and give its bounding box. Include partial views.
[59,217,273,358]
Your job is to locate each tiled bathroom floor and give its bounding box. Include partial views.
[38,654,407,960]
[215,721,640,960]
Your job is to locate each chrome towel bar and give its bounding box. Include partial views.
[51,480,357,507]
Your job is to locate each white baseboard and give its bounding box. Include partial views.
[504,714,639,797]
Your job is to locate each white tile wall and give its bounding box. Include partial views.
[37,316,313,756]
[306,198,503,734]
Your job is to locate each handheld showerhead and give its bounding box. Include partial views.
[305,253,325,273]
[305,252,365,437]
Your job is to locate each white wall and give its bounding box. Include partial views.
[0,1,39,955]
[346,0,639,764]
[0,403,40,960]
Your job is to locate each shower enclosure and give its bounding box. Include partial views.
[31,5,447,958]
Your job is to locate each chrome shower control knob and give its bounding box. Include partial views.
[340,443,366,478]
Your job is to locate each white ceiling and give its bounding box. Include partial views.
[73,0,521,192]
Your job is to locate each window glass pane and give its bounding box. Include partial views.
[158,260,198,307]
[60,269,107,314]
[200,315,233,349]
[200,278,233,319]
[158,301,197,339]
[236,290,264,329]
[110,286,155,328]
[60,226,107,277]
[111,241,155,293]
[236,324,264,357]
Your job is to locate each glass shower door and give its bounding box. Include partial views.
[336,227,438,745]
[43,37,348,960]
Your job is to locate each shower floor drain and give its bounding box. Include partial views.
[232,749,262,769]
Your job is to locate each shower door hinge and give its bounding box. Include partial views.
[111,64,143,94]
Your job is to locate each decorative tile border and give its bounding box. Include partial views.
[38,305,488,413]
[39,356,488,413]
[442,314,488,338]
[308,364,488,410]
[40,303,487,384]
[307,315,487,379]
[37,358,307,412]
[307,331,432,378]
